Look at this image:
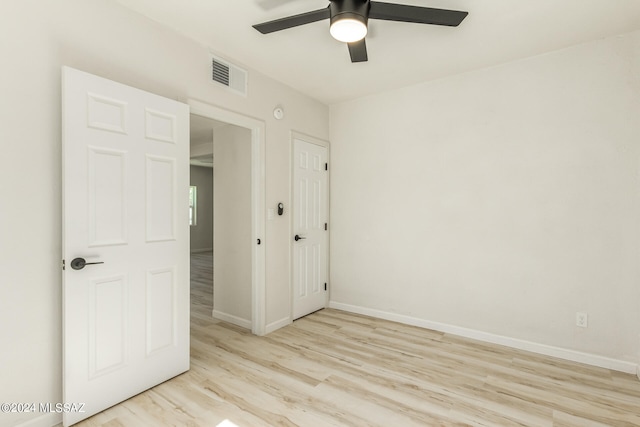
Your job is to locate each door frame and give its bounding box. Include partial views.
[289,131,331,321]
[189,99,266,336]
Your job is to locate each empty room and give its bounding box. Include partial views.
[1,0,640,426]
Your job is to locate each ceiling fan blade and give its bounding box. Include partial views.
[253,7,330,34]
[348,39,368,63]
[369,1,468,27]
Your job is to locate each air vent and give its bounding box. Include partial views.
[212,59,229,86]
[210,55,247,96]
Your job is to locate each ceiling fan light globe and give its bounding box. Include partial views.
[330,18,367,43]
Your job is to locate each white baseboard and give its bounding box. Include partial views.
[14,412,61,427]
[329,301,638,375]
[211,310,251,329]
[266,316,291,334]
[190,248,213,254]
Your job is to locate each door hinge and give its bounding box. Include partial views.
[62,259,66,271]
[324,223,327,231]
[325,163,328,171]
[324,283,327,291]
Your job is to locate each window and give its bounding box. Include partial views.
[189,186,197,226]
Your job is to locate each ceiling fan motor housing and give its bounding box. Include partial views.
[330,0,370,28]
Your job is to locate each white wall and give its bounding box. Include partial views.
[213,125,252,325]
[0,1,328,426]
[190,165,213,252]
[329,31,640,369]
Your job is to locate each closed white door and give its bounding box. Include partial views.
[292,138,329,320]
[62,67,189,426]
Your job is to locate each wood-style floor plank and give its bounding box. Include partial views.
[74,251,640,426]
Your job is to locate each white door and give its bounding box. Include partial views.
[62,67,189,426]
[292,138,329,319]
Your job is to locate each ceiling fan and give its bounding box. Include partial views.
[253,0,468,63]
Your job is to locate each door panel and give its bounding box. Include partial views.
[145,155,176,241]
[146,267,176,355]
[88,147,127,246]
[62,67,189,426]
[89,275,127,378]
[292,138,328,320]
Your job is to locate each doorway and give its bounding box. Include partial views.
[188,100,266,335]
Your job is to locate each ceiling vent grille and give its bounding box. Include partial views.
[210,55,247,96]
[212,60,229,86]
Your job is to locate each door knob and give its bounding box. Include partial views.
[294,235,306,241]
[70,257,104,270]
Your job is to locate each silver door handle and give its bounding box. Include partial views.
[294,235,306,241]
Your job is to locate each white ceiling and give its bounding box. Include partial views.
[115,0,640,105]
[190,114,228,146]
[189,114,229,166]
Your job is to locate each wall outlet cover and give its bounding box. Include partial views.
[576,312,588,328]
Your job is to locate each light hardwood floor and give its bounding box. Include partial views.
[76,251,640,426]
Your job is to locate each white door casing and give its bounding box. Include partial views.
[62,67,189,426]
[292,136,329,320]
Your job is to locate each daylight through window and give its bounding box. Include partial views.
[189,186,197,226]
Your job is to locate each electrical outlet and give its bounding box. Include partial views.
[576,312,588,328]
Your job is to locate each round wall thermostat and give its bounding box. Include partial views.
[273,106,284,120]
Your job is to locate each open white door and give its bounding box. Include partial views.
[292,137,329,320]
[62,67,189,426]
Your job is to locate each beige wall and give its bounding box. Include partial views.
[190,166,213,252]
[213,125,253,325]
[329,30,640,370]
[2,1,638,425]
[0,1,328,426]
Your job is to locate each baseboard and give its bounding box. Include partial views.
[329,301,638,375]
[265,316,291,334]
[190,248,212,254]
[211,310,251,329]
[14,412,61,427]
